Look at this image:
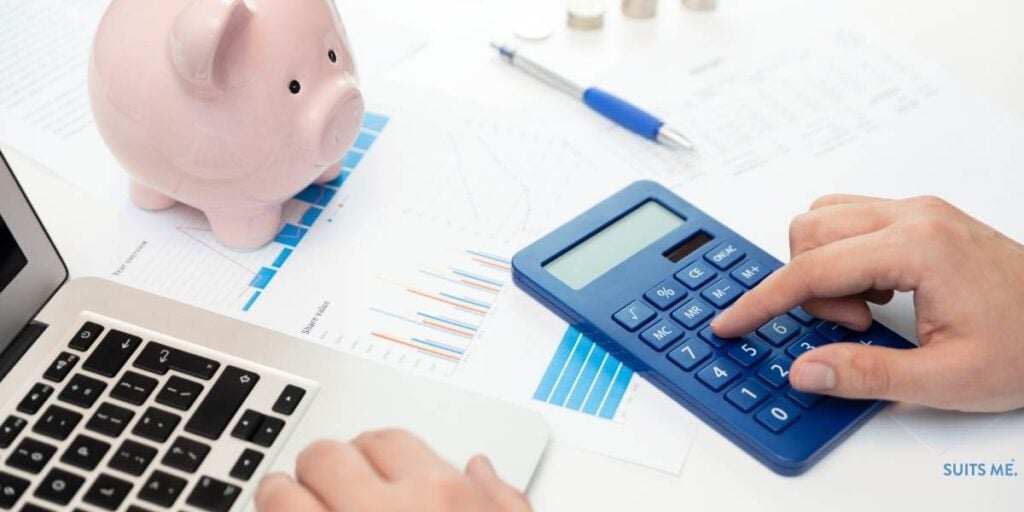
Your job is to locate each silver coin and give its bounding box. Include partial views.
[567,0,605,31]
[515,16,555,41]
[682,0,717,11]
[622,0,657,19]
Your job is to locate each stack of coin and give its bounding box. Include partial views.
[567,0,605,30]
[682,0,716,11]
[622,0,657,19]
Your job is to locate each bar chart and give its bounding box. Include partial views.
[534,327,635,420]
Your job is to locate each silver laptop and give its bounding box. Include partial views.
[0,150,549,512]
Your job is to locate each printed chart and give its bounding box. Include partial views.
[534,327,634,420]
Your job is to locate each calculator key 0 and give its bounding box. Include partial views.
[643,279,687,310]
[185,366,260,440]
[87,403,135,438]
[670,299,714,329]
[83,330,143,378]
[726,337,770,367]
[730,259,771,288]
[786,332,829,358]
[17,383,54,415]
[34,467,85,506]
[612,300,656,332]
[0,470,29,509]
[272,385,307,416]
[697,326,730,348]
[758,356,794,388]
[788,307,816,324]
[69,322,105,351]
[756,315,801,346]
[42,352,79,383]
[0,416,27,448]
[787,388,824,408]
[815,321,852,341]
[32,405,82,441]
[83,473,133,511]
[700,277,744,308]
[696,358,743,391]
[667,339,712,371]
[704,241,745,270]
[675,261,716,290]
[639,319,684,351]
[755,400,801,433]
[725,379,770,412]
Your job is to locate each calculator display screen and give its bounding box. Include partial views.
[544,201,684,290]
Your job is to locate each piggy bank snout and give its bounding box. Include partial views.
[311,78,365,166]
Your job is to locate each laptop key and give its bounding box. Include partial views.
[20,503,52,512]
[87,403,135,438]
[185,366,259,440]
[61,434,111,471]
[0,416,28,448]
[42,352,79,383]
[162,437,211,473]
[7,437,57,474]
[229,449,264,481]
[133,407,181,443]
[155,376,204,411]
[138,470,187,508]
[0,470,30,509]
[83,473,133,511]
[272,385,306,416]
[17,383,54,415]
[32,405,82,441]
[58,373,108,409]
[109,440,157,476]
[34,467,84,506]
[252,416,285,447]
[84,330,143,378]
[134,342,220,380]
[69,322,104,351]
[230,410,264,441]
[186,476,241,512]
[110,371,158,406]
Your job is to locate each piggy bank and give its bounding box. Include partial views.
[90,0,365,250]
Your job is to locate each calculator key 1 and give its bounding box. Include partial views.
[725,379,770,412]
[612,300,656,331]
[640,319,684,351]
[704,241,745,270]
[69,322,104,351]
[814,321,851,341]
[787,388,824,408]
[786,332,829,358]
[758,356,794,388]
[696,358,743,391]
[730,259,772,288]
[755,400,801,433]
[788,307,816,324]
[675,261,716,290]
[697,326,730,348]
[667,339,712,371]
[186,476,241,512]
[670,299,714,329]
[726,337,770,367]
[700,278,744,308]
[757,316,801,346]
[643,279,687,310]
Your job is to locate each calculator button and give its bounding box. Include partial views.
[704,241,745,270]
[787,388,824,408]
[697,326,730,348]
[726,338,770,367]
[758,356,793,388]
[755,400,801,433]
[696,358,742,391]
[725,379,770,412]
[640,319,684,351]
[675,261,716,289]
[815,321,851,341]
[700,278,744,308]
[643,280,687,310]
[757,316,801,346]
[788,307,816,324]
[730,259,771,288]
[670,299,714,329]
[786,332,829,358]
[667,339,712,371]
[843,330,911,349]
[612,300,656,332]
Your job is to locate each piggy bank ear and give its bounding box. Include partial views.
[169,0,251,92]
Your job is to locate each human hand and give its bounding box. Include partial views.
[255,429,532,512]
[712,195,1024,412]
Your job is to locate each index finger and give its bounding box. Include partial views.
[711,228,919,338]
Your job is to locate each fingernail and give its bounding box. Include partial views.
[793,362,836,391]
[474,455,495,474]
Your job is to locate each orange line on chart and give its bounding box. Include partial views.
[407,288,488,315]
[422,320,475,338]
[458,279,501,293]
[473,258,511,272]
[371,332,461,362]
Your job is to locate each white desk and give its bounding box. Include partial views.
[5,0,1024,509]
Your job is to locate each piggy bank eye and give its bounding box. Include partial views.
[328,49,337,63]
[289,80,301,94]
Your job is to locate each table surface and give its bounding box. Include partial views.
[5,0,1024,509]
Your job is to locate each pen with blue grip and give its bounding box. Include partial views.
[491,42,694,151]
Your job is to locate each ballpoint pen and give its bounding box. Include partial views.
[490,42,694,151]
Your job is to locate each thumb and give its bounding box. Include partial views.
[465,455,533,512]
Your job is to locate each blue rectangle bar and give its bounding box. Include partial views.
[565,343,607,410]
[598,364,634,419]
[353,131,376,151]
[582,355,619,415]
[242,291,261,312]
[300,207,323,226]
[549,336,593,407]
[362,112,389,132]
[272,248,292,268]
[533,328,582,402]
[274,224,307,247]
[250,267,277,289]
[324,169,351,188]
[342,151,364,168]
[294,185,336,206]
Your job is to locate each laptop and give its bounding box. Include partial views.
[0,150,550,512]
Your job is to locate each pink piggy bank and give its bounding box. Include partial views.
[90,0,365,250]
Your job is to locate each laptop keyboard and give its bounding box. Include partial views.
[0,316,316,511]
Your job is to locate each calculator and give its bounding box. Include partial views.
[512,181,915,475]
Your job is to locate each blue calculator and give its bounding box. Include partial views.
[512,181,915,475]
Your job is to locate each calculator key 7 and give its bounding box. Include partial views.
[757,315,801,346]
[612,300,656,331]
[667,339,712,371]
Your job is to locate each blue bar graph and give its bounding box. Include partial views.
[272,248,292,268]
[534,327,634,420]
[250,267,277,289]
[300,207,323,226]
[295,185,336,206]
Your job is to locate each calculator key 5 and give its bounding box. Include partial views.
[612,300,656,332]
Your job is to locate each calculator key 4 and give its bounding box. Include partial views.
[756,315,801,346]
[726,337,770,367]
[725,379,770,412]
[640,319,684,351]
[730,259,772,288]
[758,356,794,388]
[643,279,687,310]
[670,299,714,329]
[675,261,716,290]
[755,400,801,433]
[700,278,743,308]
[704,241,745,270]
[612,300,656,331]
[667,339,712,371]
[696,358,743,391]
